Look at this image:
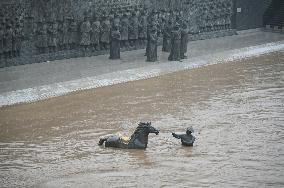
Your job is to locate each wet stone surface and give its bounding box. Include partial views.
[0,52,284,187]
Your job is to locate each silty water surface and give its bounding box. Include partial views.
[0,52,284,187]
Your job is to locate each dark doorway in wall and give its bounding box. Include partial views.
[234,0,267,30]
[263,0,284,27]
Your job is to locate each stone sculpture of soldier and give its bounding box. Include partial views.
[109,10,115,27]
[47,18,58,53]
[180,20,189,59]
[80,14,92,53]
[221,1,227,30]
[146,25,158,62]
[12,21,24,57]
[112,11,121,29]
[138,9,147,47]
[120,12,129,49]
[162,19,172,52]
[225,1,232,30]
[109,25,121,60]
[57,19,64,51]
[67,16,77,50]
[168,22,181,61]
[4,20,13,59]
[128,10,139,48]
[0,21,4,59]
[100,14,111,50]
[91,14,101,51]
[36,19,47,54]
[62,18,69,50]
[158,10,166,38]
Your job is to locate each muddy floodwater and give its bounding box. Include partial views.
[1,52,284,187]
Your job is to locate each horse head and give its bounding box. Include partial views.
[138,122,159,135]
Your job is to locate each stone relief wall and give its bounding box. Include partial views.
[0,0,234,67]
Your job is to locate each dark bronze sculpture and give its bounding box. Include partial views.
[109,25,121,60]
[98,122,159,149]
[168,22,181,61]
[180,21,189,59]
[162,19,172,52]
[172,127,196,146]
[146,25,158,62]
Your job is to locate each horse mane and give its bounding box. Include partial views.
[130,124,144,140]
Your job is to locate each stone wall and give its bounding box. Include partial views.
[0,0,235,68]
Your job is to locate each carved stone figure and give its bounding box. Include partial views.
[35,20,47,54]
[138,10,147,47]
[91,15,101,51]
[100,14,111,50]
[4,21,13,58]
[0,0,236,67]
[172,127,196,146]
[168,22,181,61]
[80,16,92,51]
[109,25,121,60]
[0,21,4,59]
[12,22,23,57]
[225,1,232,30]
[98,122,159,149]
[128,11,139,47]
[180,21,189,59]
[62,19,69,50]
[112,12,120,29]
[58,19,69,50]
[47,19,58,53]
[120,12,129,48]
[146,26,158,62]
[57,20,64,50]
[68,17,77,49]
[162,19,172,52]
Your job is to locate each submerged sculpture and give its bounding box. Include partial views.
[172,127,196,146]
[98,122,159,149]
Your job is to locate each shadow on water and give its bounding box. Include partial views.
[0,52,284,187]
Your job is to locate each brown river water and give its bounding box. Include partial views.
[0,52,284,187]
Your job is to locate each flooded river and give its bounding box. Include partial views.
[1,52,284,187]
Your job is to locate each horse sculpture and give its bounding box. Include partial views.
[98,122,159,149]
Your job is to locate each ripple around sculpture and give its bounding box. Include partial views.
[0,52,284,187]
